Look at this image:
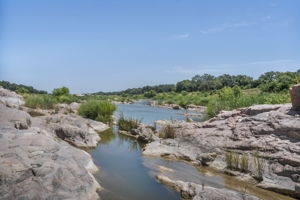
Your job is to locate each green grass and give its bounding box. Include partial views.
[78,100,116,123]
[117,113,141,131]
[25,94,56,109]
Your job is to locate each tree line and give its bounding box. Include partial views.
[95,69,300,95]
[0,81,47,94]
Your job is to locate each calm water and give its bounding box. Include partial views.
[91,102,294,200]
[114,100,202,124]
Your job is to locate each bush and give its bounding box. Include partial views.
[52,87,70,96]
[117,113,140,131]
[159,124,175,139]
[16,87,30,94]
[206,87,290,118]
[144,90,157,98]
[78,100,116,123]
[57,94,77,104]
[25,95,56,109]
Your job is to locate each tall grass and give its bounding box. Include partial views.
[159,124,176,139]
[117,113,141,131]
[206,87,290,118]
[78,100,116,123]
[253,150,265,180]
[25,94,56,109]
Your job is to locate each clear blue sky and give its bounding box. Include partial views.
[1,0,299,93]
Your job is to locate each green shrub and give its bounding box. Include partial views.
[25,95,56,109]
[52,87,70,96]
[57,94,77,104]
[144,90,157,98]
[117,113,141,131]
[206,87,290,118]
[159,124,175,139]
[16,87,30,94]
[78,100,116,123]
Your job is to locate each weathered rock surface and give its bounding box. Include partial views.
[0,86,24,108]
[131,124,159,142]
[290,84,300,111]
[156,175,260,200]
[34,114,109,148]
[0,89,107,199]
[143,103,300,198]
[0,104,101,200]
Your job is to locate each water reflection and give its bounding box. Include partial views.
[92,128,180,200]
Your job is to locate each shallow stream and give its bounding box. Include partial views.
[91,102,293,200]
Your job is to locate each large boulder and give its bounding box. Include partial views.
[143,103,300,198]
[34,114,109,148]
[156,175,260,200]
[0,87,24,108]
[0,105,101,200]
[290,84,300,111]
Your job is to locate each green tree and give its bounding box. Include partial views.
[144,90,156,98]
[52,87,70,96]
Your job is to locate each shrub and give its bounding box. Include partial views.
[16,87,30,94]
[78,100,116,123]
[52,87,70,96]
[57,94,77,104]
[117,113,140,131]
[144,90,157,98]
[159,124,175,139]
[25,95,56,109]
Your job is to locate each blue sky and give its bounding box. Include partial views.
[1,0,299,93]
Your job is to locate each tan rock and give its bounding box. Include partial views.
[290,84,300,111]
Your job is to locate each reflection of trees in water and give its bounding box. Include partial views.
[99,129,116,144]
[117,132,142,152]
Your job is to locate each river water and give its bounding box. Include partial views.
[91,102,294,200]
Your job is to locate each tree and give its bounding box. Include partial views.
[52,87,70,96]
[144,90,156,98]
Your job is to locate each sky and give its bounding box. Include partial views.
[0,0,300,93]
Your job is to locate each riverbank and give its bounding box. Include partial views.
[148,100,207,113]
[0,87,108,199]
[123,103,300,199]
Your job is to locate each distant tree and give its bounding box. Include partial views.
[52,87,70,96]
[176,80,193,92]
[16,87,30,94]
[0,81,47,94]
[144,90,156,98]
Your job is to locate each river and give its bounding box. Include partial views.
[91,101,294,200]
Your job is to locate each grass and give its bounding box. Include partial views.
[24,94,56,109]
[240,153,249,173]
[253,150,265,180]
[225,150,234,170]
[159,124,176,139]
[78,100,116,123]
[117,113,141,131]
[206,88,290,118]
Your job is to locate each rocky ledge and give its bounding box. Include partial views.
[0,88,109,200]
[136,103,300,198]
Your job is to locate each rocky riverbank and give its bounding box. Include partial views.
[149,100,206,112]
[125,102,300,199]
[0,87,109,199]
